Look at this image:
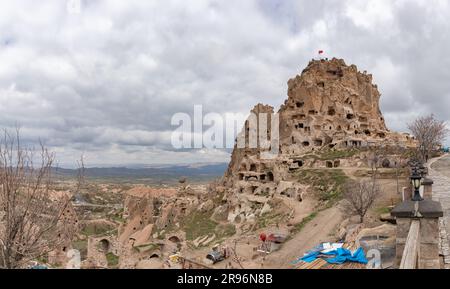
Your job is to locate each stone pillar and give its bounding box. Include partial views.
[419,217,440,269]
[403,183,414,201]
[393,217,412,267]
[422,178,433,200]
[391,200,443,269]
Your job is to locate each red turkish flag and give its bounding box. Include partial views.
[259,233,267,242]
[318,50,324,54]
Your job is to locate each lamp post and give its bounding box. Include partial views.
[418,163,427,177]
[411,166,423,202]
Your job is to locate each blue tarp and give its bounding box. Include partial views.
[293,246,368,265]
[325,247,367,264]
[30,265,48,269]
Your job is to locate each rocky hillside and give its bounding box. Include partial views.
[81,58,418,269]
[217,58,416,235]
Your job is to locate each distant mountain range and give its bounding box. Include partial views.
[53,163,228,184]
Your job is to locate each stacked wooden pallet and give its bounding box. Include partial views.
[296,242,366,270]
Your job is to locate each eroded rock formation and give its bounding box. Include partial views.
[220,58,416,227]
[109,58,417,268]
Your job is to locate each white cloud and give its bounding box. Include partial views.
[344,0,395,31]
[0,0,449,165]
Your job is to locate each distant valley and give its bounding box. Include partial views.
[53,163,228,185]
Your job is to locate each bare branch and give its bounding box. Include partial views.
[341,179,381,223]
[0,129,78,268]
[408,114,449,162]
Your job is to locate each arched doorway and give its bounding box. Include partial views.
[99,239,110,253]
[168,236,181,243]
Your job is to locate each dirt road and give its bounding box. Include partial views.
[262,206,342,268]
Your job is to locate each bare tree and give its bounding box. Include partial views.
[0,129,77,268]
[368,148,382,175]
[230,240,244,269]
[408,114,449,162]
[75,154,85,194]
[342,147,383,223]
[342,180,381,223]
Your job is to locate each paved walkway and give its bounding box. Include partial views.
[428,154,450,268]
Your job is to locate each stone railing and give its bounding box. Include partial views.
[399,220,420,269]
[391,181,443,269]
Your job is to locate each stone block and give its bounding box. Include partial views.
[423,186,432,200]
[418,259,440,269]
[396,218,412,239]
[419,218,439,244]
[395,243,405,267]
[420,243,440,260]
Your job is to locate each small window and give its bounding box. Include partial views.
[169,236,181,243]
[327,70,338,76]
[314,139,323,146]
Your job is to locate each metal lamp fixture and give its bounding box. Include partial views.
[411,167,423,202]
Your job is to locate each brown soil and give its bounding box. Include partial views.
[261,206,342,269]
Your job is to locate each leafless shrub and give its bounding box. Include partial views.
[75,154,85,194]
[367,146,385,174]
[342,180,381,224]
[408,114,449,162]
[0,129,77,268]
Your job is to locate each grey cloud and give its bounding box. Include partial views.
[0,0,449,167]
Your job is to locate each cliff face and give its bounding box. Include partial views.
[213,58,418,231]
[222,58,415,191]
[279,58,390,154]
[223,103,274,187]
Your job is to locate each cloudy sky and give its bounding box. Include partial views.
[0,0,449,167]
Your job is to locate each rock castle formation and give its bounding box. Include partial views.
[220,58,415,222]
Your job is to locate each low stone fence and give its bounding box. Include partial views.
[391,198,443,269]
